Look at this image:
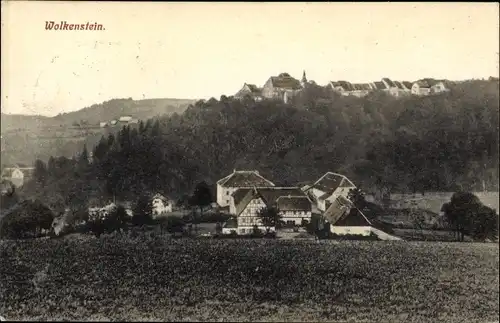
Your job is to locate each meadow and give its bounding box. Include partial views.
[0,236,498,322]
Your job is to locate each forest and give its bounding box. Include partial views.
[18,78,499,212]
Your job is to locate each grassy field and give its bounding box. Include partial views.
[0,236,498,322]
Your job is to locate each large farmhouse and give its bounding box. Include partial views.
[235,71,311,104]
[216,170,275,208]
[303,172,357,212]
[229,186,313,234]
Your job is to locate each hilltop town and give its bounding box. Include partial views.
[235,71,451,103]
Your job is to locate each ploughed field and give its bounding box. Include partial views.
[1,236,498,322]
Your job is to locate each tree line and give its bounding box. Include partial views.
[15,78,499,212]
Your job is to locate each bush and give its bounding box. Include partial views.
[0,199,55,239]
[132,195,153,226]
[164,216,185,233]
[88,205,129,237]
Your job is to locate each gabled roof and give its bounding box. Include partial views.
[334,207,373,227]
[245,84,261,93]
[233,187,308,216]
[402,81,413,89]
[393,81,405,90]
[217,170,275,188]
[373,81,387,90]
[152,193,167,201]
[231,188,252,206]
[277,196,312,212]
[307,172,356,195]
[351,83,371,91]
[414,80,431,88]
[382,78,396,87]
[323,195,373,227]
[270,74,302,90]
[338,81,353,91]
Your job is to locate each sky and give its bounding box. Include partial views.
[1,2,499,117]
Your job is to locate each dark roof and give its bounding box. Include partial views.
[258,187,306,205]
[382,78,396,87]
[310,172,355,194]
[232,188,252,206]
[393,81,405,90]
[246,84,261,93]
[402,81,413,89]
[415,80,431,88]
[335,208,372,226]
[277,196,312,211]
[360,83,372,90]
[218,170,275,188]
[374,81,386,90]
[338,81,353,91]
[234,187,308,216]
[270,74,302,90]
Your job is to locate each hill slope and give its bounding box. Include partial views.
[1,98,196,166]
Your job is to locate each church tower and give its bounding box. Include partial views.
[301,70,307,87]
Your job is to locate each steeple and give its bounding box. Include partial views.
[301,70,307,86]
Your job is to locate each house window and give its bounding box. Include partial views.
[226,191,229,195]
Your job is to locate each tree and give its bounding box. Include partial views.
[103,205,129,234]
[132,194,153,226]
[188,181,213,234]
[164,216,185,234]
[251,224,262,236]
[443,191,498,242]
[257,205,282,233]
[347,188,367,209]
[34,159,48,187]
[0,199,55,239]
[79,144,90,169]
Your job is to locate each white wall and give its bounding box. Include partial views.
[330,226,372,236]
[281,210,312,225]
[238,197,266,224]
[217,184,238,208]
[152,198,172,218]
[238,226,275,235]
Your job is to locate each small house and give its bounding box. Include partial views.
[430,81,450,94]
[151,193,173,218]
[1,166,35,188]
[411,81,431,96]
[325,196,373,236]
[234,83,263,101]
[119,116,133,123]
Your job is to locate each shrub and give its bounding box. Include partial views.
[88,204,129,237]
[0,199,55,239]
[164,216,185,233]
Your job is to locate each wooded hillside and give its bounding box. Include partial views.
[19,78,499,210]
